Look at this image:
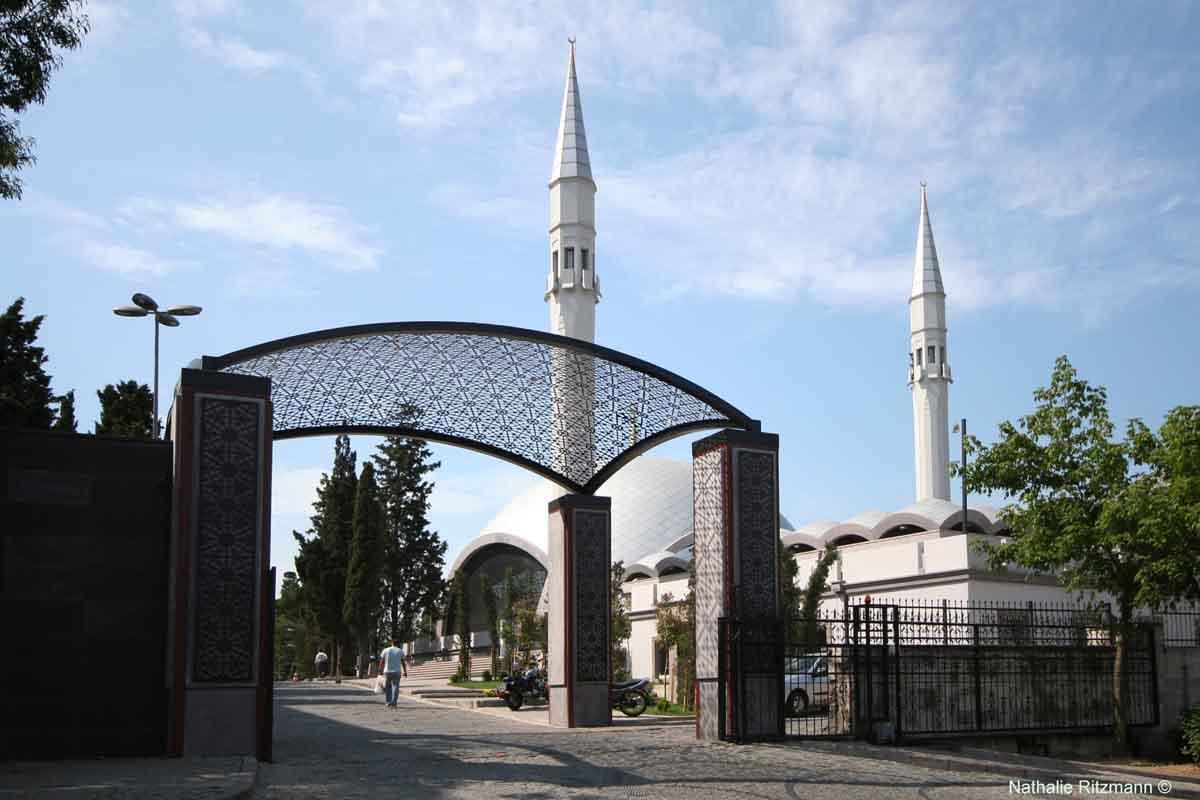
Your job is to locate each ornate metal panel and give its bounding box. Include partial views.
[734,449,779,619]
[693,443,727,681]
[205,322,755,494]
[572,509,610,684]
[192,396,262,683]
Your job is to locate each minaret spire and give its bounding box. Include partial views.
[546,38,599,343]
[907,184,952,502]
[550,36,593,186]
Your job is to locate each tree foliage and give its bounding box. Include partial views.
[655,577,696,710]
[94,380,152,438]
[293,434,357,678]
[962,356,1200,747]
[344,462,386,676]
[1,1,89,199]
[449,569,471,680]
[610,561,631,681]
[52,388,75,431]
[479,572,500,677]
[786,544,838,648]
[275,571,318,679]
[373,433,446,642]
[0,297,55,428]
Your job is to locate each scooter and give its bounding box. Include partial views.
[610,677,651,717]
[499,664,547,711]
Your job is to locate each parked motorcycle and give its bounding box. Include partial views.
[499,665,547,711]
[610,678,651,717]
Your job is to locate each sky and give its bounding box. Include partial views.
[3,1,1198,584]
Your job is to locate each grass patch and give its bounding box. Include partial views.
[646,701,694,716]
[447,679,504,689]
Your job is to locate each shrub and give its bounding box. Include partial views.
[656,697,672,712]
[482,670,492,682]
[1179,705,1200,764]
[451,667,468,684]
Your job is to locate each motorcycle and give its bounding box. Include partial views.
[499,665,547,711]
[610,677,651,717]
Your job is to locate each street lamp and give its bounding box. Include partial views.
[952,418,968,532]
[113,293,202,438]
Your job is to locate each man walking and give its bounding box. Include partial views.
[314,648,329,679]
[380,638,405,707]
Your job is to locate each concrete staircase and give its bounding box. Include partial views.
[407,648,493,683]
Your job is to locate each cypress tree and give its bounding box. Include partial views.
[344,462,386,677]
[0,297,55,429]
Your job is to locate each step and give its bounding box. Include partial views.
[411,688,488,698]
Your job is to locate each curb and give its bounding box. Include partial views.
[228,756,259,800]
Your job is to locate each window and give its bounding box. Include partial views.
[581,248,589,271]
[565,247,575,274]
[927,345,936,364]
[915,348,922,366]
[940,346,946,365]
[908,352,914,367]
[552,250,558,277]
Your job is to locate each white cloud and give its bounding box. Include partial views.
[184,27,292,73]
[78,240,188,278]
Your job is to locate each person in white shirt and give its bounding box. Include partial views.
[314,649,329,679]
[380,639,406,707]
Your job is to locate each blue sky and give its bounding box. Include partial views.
[3,1,1198,582]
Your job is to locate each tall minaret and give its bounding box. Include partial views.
[546,38,600,342]
[907,184,952,502]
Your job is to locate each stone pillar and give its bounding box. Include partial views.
[693,429,781,742]
[547,494,611,727]
[165,368,272,757]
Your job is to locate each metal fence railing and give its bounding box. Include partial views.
[721,598,1161,743]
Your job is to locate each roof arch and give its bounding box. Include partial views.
[203,321,757,495]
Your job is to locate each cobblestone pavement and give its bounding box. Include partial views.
[258,683,1167,799]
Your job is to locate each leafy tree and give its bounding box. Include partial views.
[610,561,631,681]
[962,356,1200,748]
[655,581,696,710]
[793,544,838,648]
[1,1,89,199]
[294,434,357,679]
[448,569,471,680]
[52,389,75,431]
[94,380,152,438]
[373,433,446,642]
[275,571,318,679]
[344,462,386,677]
[0,297,55,428]
[479,572,501,678]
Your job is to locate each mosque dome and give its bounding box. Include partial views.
[449,456,795,578]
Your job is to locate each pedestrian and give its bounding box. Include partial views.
[380,638,405,707]
[315,648,329,679]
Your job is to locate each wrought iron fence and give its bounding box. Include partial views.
[722,599,1160,743]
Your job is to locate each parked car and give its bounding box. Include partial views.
[784,655,830,715]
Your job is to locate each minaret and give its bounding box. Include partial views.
[546,38,600,343]
[907,184,952,502]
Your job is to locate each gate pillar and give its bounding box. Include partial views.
[693,429,782,741]
[165,368,273,757]
[547,494,612,727]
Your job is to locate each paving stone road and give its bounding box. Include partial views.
[257,682,1140,799]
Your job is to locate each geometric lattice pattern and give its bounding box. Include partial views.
[207,323,752,494]
[192,396,262,683]
[572,509,611,683]
[692,442,727,682]
[734,449,779,619]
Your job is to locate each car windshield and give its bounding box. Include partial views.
[788,656,821,673]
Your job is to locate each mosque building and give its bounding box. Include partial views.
[425,42,1069,681]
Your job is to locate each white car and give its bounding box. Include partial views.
[784,655,830,715]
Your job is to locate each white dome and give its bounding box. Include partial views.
[457,456,793,570]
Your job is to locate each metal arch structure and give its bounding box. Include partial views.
[202,322,758,495]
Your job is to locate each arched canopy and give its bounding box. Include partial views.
[204,322,756,494]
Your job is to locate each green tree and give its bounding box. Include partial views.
[610,561,631,681]
[275,571,317,679]
[52,389,75,431]
[961,356,1200,748]
[294,434,357,679]
[448,569,471,681]
[479,572,501,677]
[94,379,152,438]
[655,581,695,710]
[1,1,89,199]
[373,433,446,642]
[793,544,838,649]
[344,462,386,678]
[0,297,55,428]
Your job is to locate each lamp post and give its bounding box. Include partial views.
[952,418,968,531]
[113,293,202,439]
